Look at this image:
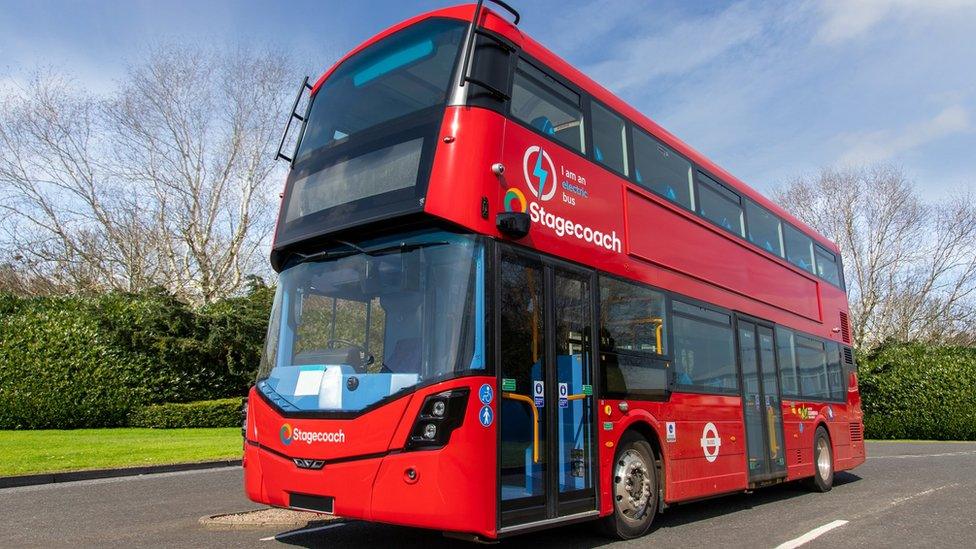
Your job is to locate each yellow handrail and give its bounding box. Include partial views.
[502,391,591,464]
[502,392,539,463]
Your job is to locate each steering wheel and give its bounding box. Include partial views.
[326,339,371,373]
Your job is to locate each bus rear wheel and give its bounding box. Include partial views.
[806,426,834,492]
[600,431,658,539]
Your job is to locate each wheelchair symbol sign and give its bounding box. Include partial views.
[479,384,493,405]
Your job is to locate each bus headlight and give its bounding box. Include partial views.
[404,388,469,451]
[431,400,447,417]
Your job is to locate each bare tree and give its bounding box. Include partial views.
[774,165,976,348]
[0,46,294,304]
[0,71,159,294]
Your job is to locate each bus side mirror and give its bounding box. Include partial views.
[496,212,530,238]
[464,31,517,108]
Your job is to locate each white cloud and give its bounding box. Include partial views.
[836,105,971,165]
[585,2,766,92]
[816,0,976,44]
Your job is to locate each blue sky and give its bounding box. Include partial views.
[2,0,974,198]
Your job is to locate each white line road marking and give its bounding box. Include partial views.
[774,520,849,549]
[889,483,959,506]
[868,451,976,459]
[260,522,345,541]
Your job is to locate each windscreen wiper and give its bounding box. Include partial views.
[291,248,360,266]
[290,238,371,266]
[363,241,449,257]
[290,240,449,266]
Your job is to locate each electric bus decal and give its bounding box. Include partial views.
[517,145,622,253]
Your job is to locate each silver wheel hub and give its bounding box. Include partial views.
[817,437,832,480]
[614,449,652,522]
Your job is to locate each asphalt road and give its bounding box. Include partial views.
[2,441,974,548]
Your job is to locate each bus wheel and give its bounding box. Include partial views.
[601,431,658,539]
[807,426,834,492]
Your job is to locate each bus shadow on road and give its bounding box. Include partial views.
[273,473,862,548]
[652,472,863,529]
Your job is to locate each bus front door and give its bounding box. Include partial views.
[737,319,787,483]
[497,250,598,530]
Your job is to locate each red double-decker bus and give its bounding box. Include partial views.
[243,1,865,540]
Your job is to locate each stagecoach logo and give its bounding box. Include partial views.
[700,422,721,463]
[280,423,346,446]
[523,145,557,201]
[503,188,527,213]
[513,144,623,254]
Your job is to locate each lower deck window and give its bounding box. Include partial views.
[673,302,738,394]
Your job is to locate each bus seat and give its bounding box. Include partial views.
[635,169,643,183]
[386,337,421,374]
[666,186,677,201]
[530,116,555,135]
[594,146,604,162]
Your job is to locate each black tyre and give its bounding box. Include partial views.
[807,426,834,492]
[600,431,658,539]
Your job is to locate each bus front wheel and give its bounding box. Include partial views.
[600,431,658,539]
[807,426,834,492]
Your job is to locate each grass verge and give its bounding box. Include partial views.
[0,427,241,476]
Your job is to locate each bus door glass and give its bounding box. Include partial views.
[737,319,787,481]
[498,250,597,527]
[551,267,596,514]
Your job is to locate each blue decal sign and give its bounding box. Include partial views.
[533,380,545,408]
[479,383,494,405]
[479,405,493,427]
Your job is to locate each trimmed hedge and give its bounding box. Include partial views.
[858,343,976,440]
[0,286,271,429]
[128,398,243,428]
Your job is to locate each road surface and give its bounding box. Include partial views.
[1,441,974,548]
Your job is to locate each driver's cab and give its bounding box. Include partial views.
[283,279,421,411]
[256,229,486,415]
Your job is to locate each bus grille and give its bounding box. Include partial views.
[839,312,851,344]
[850,422,863,442]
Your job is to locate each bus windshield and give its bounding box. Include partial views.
[276,18,465,246]
[257,231,485,413]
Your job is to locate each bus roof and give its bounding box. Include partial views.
[311,3,840,254]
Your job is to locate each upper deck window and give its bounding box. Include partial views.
[815,244,841,287]
[632,130,694,210]
[510,61,585,153]
[745,199,784,257]
[295,18,465,163]
[591,102,628,176]
[274,18,465,248]
[697,173,745,238]
[784,223,815,273]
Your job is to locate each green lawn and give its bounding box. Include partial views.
[0,428,242,477]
